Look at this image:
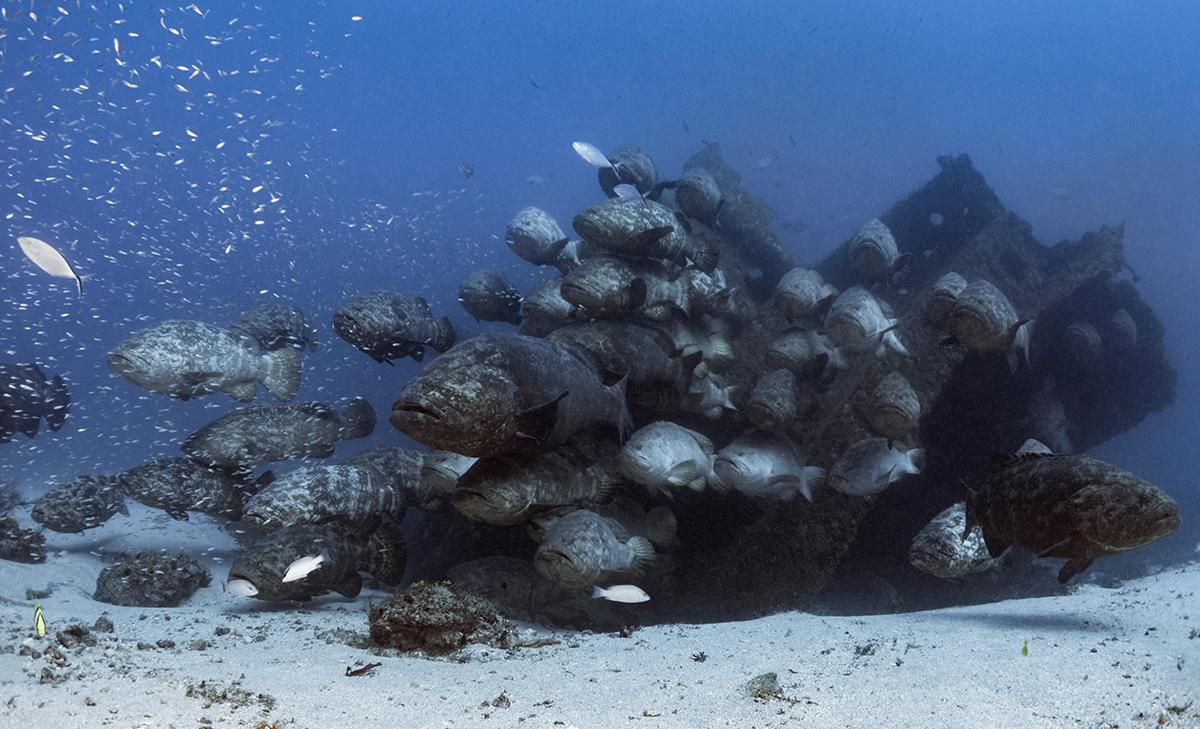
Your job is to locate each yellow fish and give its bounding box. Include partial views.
[34,602,46,638]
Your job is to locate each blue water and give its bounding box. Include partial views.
[2,1,1198,559]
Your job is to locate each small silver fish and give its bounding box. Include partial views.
[224,578,259,597]
[592,584,650,603]
[281,551,328,583]
[572,141,614,170]
[17,236,83,296]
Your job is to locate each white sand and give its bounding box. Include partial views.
[1,506,1197,729]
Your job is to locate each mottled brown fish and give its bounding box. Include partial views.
[182,399,375,471]
[451,444,622,526]
[572,198,718,272]
[458,270,523,325]
[965,451,1180,583]
[390,333,631,458]
[865,372,920,441]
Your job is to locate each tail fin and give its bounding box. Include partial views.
[433,317,457,353]
[338,398,376,440]
[261,347,301,401]
[906,448,926,475]
[367,522,408,585]
[689,234,720,273]
[877,323,909,359]
[644,505,679,549]
[610,376,634,443]
[799,466,826,502]
[628,535,657,572]
[721,384,742,411]
[43,374,70,431]
[587,460,624,503]
[707,334,735,367]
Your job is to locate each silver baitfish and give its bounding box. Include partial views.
[243,464,405,531]
[848,218,909,282]
[615,421,718,496]
[946,279,1031,372]
[765,327,847,378]
[519,277,577,337]
[828,437,924,497]
[774,267,838,323]
[597,143,661,197]
[866,372,921,441]
[182,399,375,471]
[31,475,128,533]
[926,272,967,328]
[390,333,632,458]
[458,269,524,325]
[675,166,722,223]
[965,448,1180,583]
[332,291,456,364]
[228,304,318,351]
[533,508,656,587]
[712,431,825,502]
[118,457,261,521]
[228,522,406,601]
[0,362,70,442]
[420,450,479,497]
[824,287,909,358]
[548,321,699,413]
[908,502,997,580]
[342,445,440,510]
[1106,308,1138,350]
[746,369,809,432]
[506,206,572,268]
[107,320,301,402]
[451,444,621,526]
[572,198,718,272]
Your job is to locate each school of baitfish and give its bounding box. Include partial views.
[1,140,1180,612]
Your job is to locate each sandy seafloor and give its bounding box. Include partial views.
[0,503,1197,729]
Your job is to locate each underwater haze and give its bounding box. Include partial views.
[2,1,1200,726]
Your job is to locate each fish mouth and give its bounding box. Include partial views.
[392,402,443,421]
[1149,511,1182,538]
[538,548,574,568]
[559,283,599,308]
[106,352,137,374]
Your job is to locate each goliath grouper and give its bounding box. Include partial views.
[227,522,406,601]
[965,450,1180,583]
[390,332,632,458]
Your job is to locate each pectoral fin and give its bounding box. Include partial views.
[1057,557,1094,584]
[226,381,257,402]
[514,392,568,444]
[665,460,701,487]
[183,371,222,386]
[335,573,363,598]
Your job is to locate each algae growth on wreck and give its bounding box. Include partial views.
[1,3,1198,728]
